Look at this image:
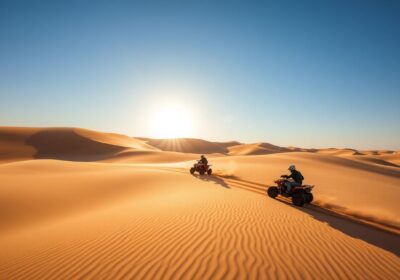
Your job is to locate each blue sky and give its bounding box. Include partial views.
[1,0,399,149]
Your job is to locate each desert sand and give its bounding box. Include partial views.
[1,127,399,279]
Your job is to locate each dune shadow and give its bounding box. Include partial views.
[356,157,399,168]
[309,155,400,178]
[193,174,231,189]
[143,138,230,154]
[306,208,399,256]
[275,197,400,256]
[25,129,126,162]
[222,176,400,256]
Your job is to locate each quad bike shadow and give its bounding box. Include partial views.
[192,174,230,189]
[189,161,230,188]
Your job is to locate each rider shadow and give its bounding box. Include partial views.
[193,174,231,189]
[305,207,400,256]
[275,197,400,256]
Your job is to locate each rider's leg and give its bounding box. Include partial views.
[286,181,300,193]
[285,181,292,193]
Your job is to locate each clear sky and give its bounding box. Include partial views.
[1,0,399,149]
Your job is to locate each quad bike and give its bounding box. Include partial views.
[267,176,314,206]
[190,161,212,175]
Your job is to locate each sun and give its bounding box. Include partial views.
[149,104,194,138]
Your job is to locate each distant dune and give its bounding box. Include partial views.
[228,142,291,156]
[370,151,400,166]
[1,127,397,166]
[0,127,197,163]
[315,148,364,156]
[138,138,236,154]
[0,126,399,279]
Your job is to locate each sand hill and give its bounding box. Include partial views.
[0,127,197,164]
[138,138,238,154]
[228,142,291,155]
[0,127,399,279]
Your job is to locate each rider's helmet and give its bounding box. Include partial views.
[201,155,205,158]
[288,164,296,171]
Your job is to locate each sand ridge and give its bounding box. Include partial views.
[1,127,398,166]
[0,127,198,163]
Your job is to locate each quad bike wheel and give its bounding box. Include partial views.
[292,192,305,206]
[190,167,195,175]
[304,193,313,203]
[267,186,279,198]
[207,169,212,175]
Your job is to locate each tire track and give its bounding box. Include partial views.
[1,169,400,279]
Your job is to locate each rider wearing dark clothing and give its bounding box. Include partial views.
[283,165,304,193]
[200,155,208,165]
[285,169,304,184]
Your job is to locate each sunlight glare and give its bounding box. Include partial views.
[149,104,194,138]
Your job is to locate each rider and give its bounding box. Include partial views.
[282,164,304,193]
[199,154,208,165]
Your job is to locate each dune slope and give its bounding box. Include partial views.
[139,138,232,154]
[1,127,399,279]
[0,160,399,279]
[0,127,197,163]
[228,142,290,156]
[210,152,400,228]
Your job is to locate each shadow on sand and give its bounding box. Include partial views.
[25,129,126,162]
[277,197,400,257]
[192,174,231,188]
[204,174,400,257]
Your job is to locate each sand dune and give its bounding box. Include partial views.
[1,160,399,279]
[0,127,39,162]
[1,127,399,279]
[3,126,396,163]
[0,127,135,162]
[0,127,196,164]
[209,153,400,229]
[342,155,399,169]
[314,148,400,167]
[214,140,242,148]
[138,138,234,154]
[140,138,291,156]
[315,148,364,156]
[228,142,290,156]
[367,151,400,166]
[77,129,158,151]
[107,150,197,164]
[383,153,400,165]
